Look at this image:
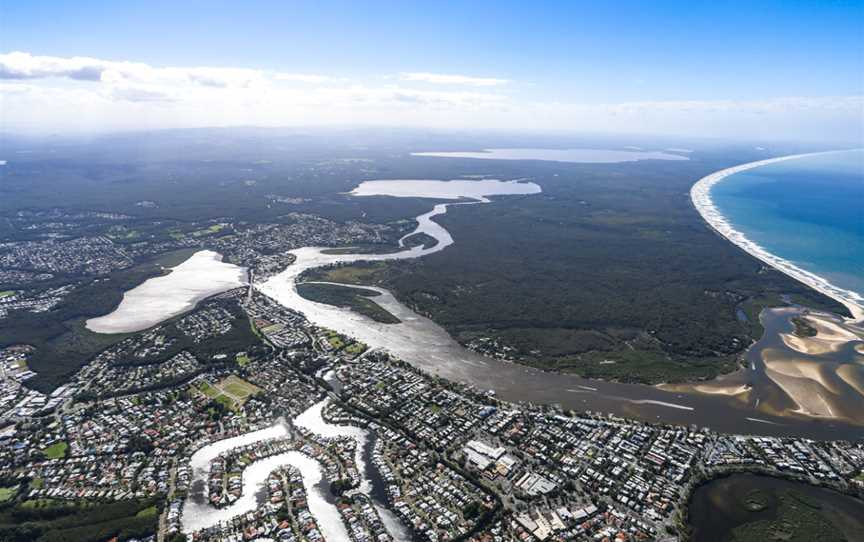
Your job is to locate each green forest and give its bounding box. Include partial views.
[310,154,847,383]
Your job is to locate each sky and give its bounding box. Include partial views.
[1,0,863,142]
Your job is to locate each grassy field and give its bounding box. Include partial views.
[191,223,228,237]
[214,395,234,410]
[195,375,261,410]
[42,442,68,460]
[197,380,219,398]
[221,374,261,399]
[0,486,17,503]
[344,342,367,356]
[309,263,387,286]
[326,333,345,350]
[134,505,158,518]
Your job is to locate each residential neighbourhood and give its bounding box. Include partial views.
[0,280,862,541]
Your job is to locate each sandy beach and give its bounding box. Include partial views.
[690,152,864,322]
[659,372,750,399]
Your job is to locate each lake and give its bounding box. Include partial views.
[687,473,864,542]
[412,147,690,162]
[86,249,247,334]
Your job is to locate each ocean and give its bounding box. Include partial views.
[709,149,864,307]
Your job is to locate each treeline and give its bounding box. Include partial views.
[329,156,848,383]
[1,261,170,393]
[0,498,159,542]
[297,282,400,324]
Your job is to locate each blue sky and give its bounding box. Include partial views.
[1,0,862,140]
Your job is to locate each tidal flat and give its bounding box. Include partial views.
[662,308,864,426]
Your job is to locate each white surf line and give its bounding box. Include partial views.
[691,150,864,323]
[746,417,782,425]
[626,399,695,411]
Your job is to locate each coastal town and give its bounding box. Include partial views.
[0,141,862,541]
[0,210,404,328]
[0,277,862,542]
[6,0,864,537]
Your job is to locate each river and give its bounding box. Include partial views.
[259,179,864,441]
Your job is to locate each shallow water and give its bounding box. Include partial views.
[86,250,247,334]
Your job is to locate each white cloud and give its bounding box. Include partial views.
[0,51,109,81]
[109,85,177,103]
[399,72,509,86]
[0,52,332,89]
[0,51,860,142]
[272,73,345,84]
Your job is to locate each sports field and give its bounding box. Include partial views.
[195,375,261,410]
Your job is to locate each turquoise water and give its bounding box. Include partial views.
[711,149,864,302]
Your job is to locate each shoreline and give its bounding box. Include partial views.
[256,181,864,439]
[690,151,864,323]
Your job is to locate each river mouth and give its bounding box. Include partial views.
[687,473,864,542]
[259,179,864,440]
[662,306,864,427]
